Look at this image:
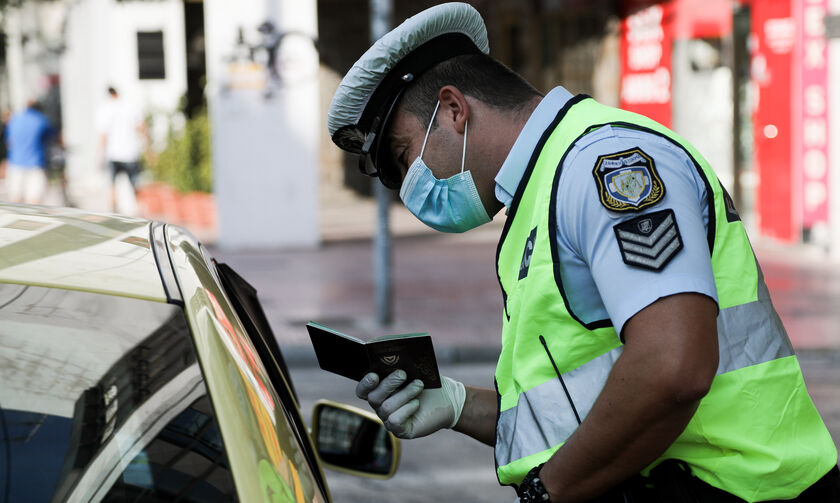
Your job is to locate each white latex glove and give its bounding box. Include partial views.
[356,370,466,439]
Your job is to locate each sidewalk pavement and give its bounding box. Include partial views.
[210,197,840,366]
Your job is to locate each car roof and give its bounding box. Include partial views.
[0,203,168,302]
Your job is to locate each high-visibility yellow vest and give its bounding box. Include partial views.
[494,96,837,501]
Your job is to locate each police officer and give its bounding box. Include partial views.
[326,3,839,501]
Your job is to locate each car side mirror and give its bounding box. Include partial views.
[311,400,400,479]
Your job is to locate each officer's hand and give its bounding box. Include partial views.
[356,370,466,439]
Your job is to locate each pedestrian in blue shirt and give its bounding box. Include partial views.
[5,100,56,204]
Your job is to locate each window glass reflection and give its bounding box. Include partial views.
[102,396,235,502]
[0,284,238,502]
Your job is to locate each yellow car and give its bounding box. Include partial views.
[0,204,399,502]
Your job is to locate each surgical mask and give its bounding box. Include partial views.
[399,101,491,233]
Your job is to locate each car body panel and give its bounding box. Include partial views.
[0,204,166,302]
[166,225,328,503]
[0,204,389,502]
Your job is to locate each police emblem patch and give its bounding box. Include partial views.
[592,147,665,212]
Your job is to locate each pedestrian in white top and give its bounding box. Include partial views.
[97,87,146,212]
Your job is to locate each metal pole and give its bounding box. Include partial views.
[731,5,750,214]
[370,0,393,325]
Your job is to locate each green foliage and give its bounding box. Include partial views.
[152,110,213,193]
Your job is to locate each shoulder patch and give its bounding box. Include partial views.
[592,147,665,212]
[613,209,683,271]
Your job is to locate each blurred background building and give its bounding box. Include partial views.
[2,0,189,203]
[1,0,839,255]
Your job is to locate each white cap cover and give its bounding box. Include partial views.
[326,2,489,186]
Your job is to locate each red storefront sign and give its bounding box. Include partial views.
[797,0,830,230]
[671,0,732,40]
[620,2,673,127]
[752,0,796,242]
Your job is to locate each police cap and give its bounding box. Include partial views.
[326,2,489,189]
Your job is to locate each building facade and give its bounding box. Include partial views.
[2,0,189,205]
[618,0,840,254]
[317,0,840,255]
[3,0,839,254]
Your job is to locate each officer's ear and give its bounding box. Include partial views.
[438,85,469,135]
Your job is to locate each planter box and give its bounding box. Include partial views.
[137,183,217,238]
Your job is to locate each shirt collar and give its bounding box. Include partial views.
[494,86,575,209]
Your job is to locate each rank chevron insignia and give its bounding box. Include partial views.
[613,209,683,271]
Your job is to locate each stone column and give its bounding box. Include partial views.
[204,0,320,249]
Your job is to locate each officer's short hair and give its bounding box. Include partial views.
[397,53,541,130]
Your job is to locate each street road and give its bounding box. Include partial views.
[215,230,840,502]
[292,362,514,503]
[289,356,840,503]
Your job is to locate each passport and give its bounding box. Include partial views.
[306,321,442,388]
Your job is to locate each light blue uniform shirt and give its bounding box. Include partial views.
[495,87,718,335]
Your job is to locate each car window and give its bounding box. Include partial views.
[214,261,295,400]
[0,284,238,503]
[212,260,330,498]
[99,395,235,503]
[167,228,328,503]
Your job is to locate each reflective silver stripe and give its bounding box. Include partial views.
[495,346,623,468]
[496,263,794,469]
[623,236,681,269]
[716,264,794,374]
[496,267,793,468]
[620,226,678,258]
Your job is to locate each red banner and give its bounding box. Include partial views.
[752,0,796,242]
[671,0,732,40]
[620,2,673,127]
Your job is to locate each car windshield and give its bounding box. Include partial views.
[0,283,238,503]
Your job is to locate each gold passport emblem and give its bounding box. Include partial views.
[380,355,399,365]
